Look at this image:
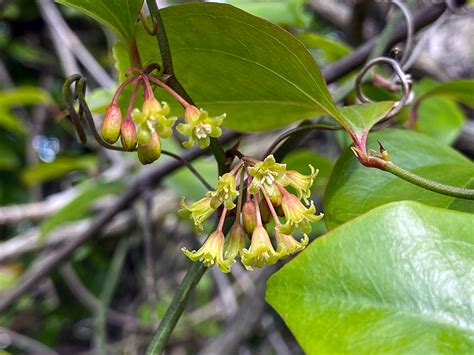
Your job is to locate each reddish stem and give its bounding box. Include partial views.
[112,76,138,104]
[253,194,263,226]
[217,208,228,232]
[126,80,143,120]
[262,187,281,226]
[147,75,190,108]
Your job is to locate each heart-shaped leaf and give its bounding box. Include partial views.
[324,129,474,229]
[266,201,474,354]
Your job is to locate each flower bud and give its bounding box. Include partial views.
[142,97,162,116]
[259,199,271,224]
[242,200,257,235]
[101,103,122,144]
[137,131,161,165]
[120,119,137,151]
[184,105,202,124]
[224,222,246,260]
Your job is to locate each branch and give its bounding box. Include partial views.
[145,262,206,354]
[322,1,449,83]
[0,132,238,312]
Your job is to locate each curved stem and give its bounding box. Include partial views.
[140,9,158,36]
[145,262,206,355]
[384,161,474,200]
[261,187,281,225]
[264,123,342,157]
[126,80,142,120]
[161,150,213,190]
[75,79,130,152]
[147,75,190,108]
[63,74,87,143]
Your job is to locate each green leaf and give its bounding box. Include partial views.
[39,181,124,240]
[324,129,474,228]
[420,79,474,107]
[0,87,53,134]
[0,110,26,134]
[337,101,395,148]
[116,3,343,131]
[416,96,465,145]
[266,201,474,354]
[0,139,20,170]
[227,0,311,27]
[298,33,351,63]
[22,155,97,187]
[55,0,144,43]
[0,86,52,107]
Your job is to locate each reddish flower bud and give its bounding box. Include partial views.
[259,199,271,224]
[137,131,161,165]
[242,200,257,235]
[101,103,122,144]
[120,119,137,151]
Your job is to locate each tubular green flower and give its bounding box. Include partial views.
[178,196,216,233]
[241,226,279,270]
[207,173,239,210]
[279,186,323,235]
[248,155,286,194]
[181,230,234,273]
[275,229,309,259]
[283,165,318,205]
[224,222,246,260]
[132,98,176,139]
[176,105,225,149]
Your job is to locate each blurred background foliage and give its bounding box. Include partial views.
[0,0,472,353]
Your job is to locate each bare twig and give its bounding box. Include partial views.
[0,327,58,355]
[60,263,149,332]
[36,0,114,87]
[0,132,238,312]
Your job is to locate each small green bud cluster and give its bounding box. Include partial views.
[179,155,323,272]
[100,71,226,165]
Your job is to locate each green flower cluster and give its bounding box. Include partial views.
[179,155,323,272]
[100,74,225,165]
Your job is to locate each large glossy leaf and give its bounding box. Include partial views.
[55,0,143,43]
[114,3,343,131]
[416,96,465,145]
[266,201,474,354]
[324,129,474,229]
[419,79,474,107]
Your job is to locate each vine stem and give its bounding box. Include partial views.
[145,0,227,173]
[145,262,206,355]
[383,161,474,200]
[264,123,342,157]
